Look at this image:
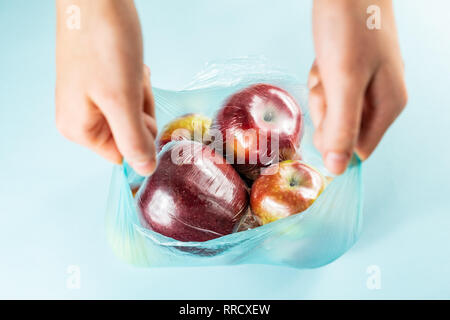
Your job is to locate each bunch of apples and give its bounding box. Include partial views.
[136,84,327,242]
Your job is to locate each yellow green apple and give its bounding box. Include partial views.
[156,113,211,152]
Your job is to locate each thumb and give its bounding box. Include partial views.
[103,96,157,176]
[315,70,369,175]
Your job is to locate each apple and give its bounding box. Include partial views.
[250,160,325,225]
[156,113,212,152]
[213,83,303,180]
[136,140,249,242]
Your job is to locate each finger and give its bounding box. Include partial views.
[143,64,156,118]
[356,64,408,159]
[90,129,123,164]
[307,60,320,90]
[142,65,158,138]
[100,93,157,176]
[315,69,369,175]
[83,110,123,164]
[308,80,326,129]
[143,112,158,138]
[56,96,122,164]
[308,61,326,129]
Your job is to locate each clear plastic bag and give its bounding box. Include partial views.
[106,57,363,268]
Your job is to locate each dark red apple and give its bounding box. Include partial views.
[213,83,303,180]
[136,140,249,242]
[250,160,325,225]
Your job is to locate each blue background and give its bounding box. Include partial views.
[1,0,449,299]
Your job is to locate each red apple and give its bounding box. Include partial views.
[250,160,325,225]
[213,83,303,180]
[156,113,212,152]
[136,140,249,242]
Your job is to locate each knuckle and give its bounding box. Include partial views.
[127,152,152,165]
[379,62,408,111]
[54,91,97,146]
[308,84,323,100]
[56,119,77,141]
[55,109,73,140]
[55,110,89,144]
[99,87,141,113]
[340,68,367,86]
[328,125,358,152]
[335,55,372,84]
[309,93,320,107]
[337,62,355,78]
[397,85,408,111]
[341,126,359,144]
[98,90,122,109]
[124,141,151,162]
[55,94,75,139]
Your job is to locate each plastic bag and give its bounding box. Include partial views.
[106,57,363,269]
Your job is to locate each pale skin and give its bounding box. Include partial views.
[310,0,407,174]
[56,0,407,176]
[56,0,157,175]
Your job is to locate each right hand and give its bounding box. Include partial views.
[309,0,407,175]
[55,0,157,176]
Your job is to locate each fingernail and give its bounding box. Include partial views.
[309,96,323,128]
[132,159,156,176]
[325,152,350,175]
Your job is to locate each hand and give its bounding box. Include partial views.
[309,0,408,174]
[55,0,157,176]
